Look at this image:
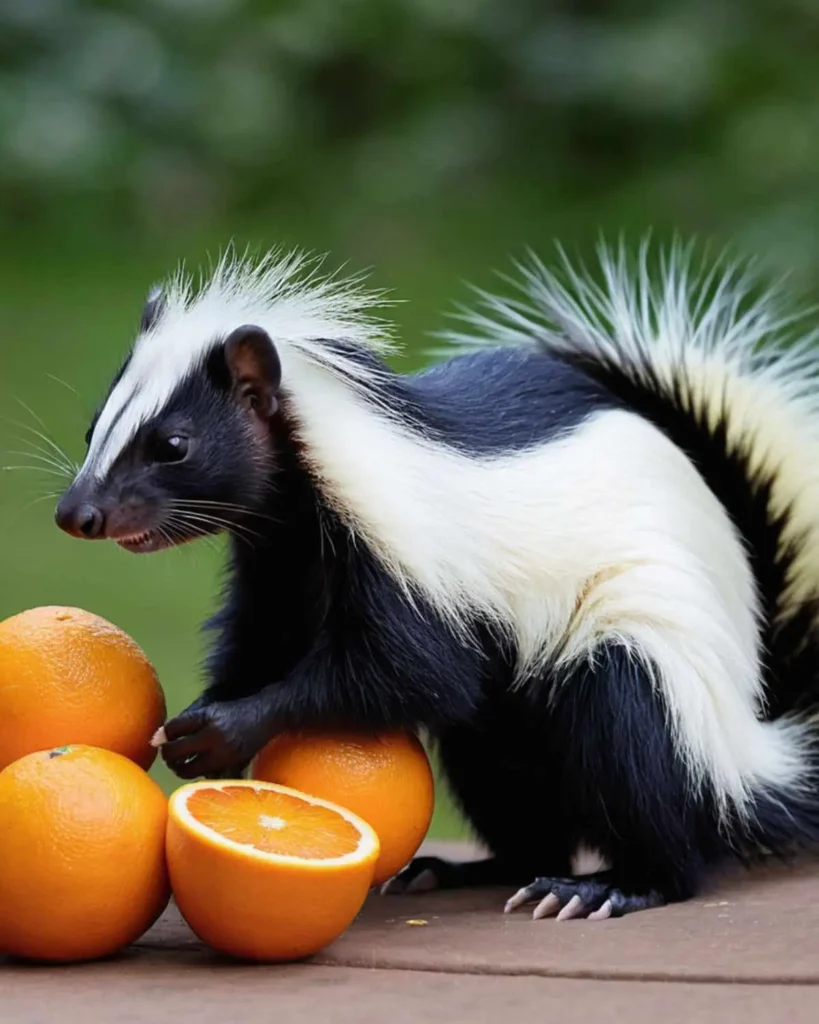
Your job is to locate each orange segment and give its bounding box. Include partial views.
[186,786,362,859]
[167,780,380,962]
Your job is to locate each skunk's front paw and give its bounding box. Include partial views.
[155,697,268,779]
[503,873,666,921]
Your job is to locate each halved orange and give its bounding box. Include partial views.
[166,780,380,962]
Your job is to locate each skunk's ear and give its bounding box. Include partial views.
[140,286,166,333]
[224,325,282,421]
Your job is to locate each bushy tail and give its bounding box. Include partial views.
[443,238,819,720]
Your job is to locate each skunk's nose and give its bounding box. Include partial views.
[55,498,105,539]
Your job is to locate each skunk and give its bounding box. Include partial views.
[55,240,819,921]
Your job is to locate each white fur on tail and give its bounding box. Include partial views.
[77,240,819,818]
[445,239,819,628]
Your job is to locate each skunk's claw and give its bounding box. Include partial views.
[159,698,267,779]
[504,873,665,921]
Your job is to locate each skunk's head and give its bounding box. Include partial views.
[55,248,393,552]
[55,289,283,553]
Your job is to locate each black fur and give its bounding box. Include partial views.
[399,642,734,915]
[323,340,617,454]
[163,433,486,773]
[59,309,819,920]
[60,351,272,546]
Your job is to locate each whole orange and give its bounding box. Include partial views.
[167,779,380,962]
[0,606,166,771]
[250,730,434,886]
[0,745,170,963]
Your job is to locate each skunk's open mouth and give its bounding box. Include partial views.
[115,529,174,554]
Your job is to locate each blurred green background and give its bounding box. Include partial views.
[2,0,819,838]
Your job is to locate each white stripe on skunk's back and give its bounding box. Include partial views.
[290,358,804,817]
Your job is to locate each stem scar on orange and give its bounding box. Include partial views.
[0,745,170,964]
[167,780,380,962]
[0,606,166,771]
[250,730,435,886]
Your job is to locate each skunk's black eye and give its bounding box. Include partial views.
[151,434,190,464]
[240,385,260,412]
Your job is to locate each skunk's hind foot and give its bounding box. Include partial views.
[381,855,521,895]
[504,872,666,921]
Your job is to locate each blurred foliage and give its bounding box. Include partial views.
[3,0,819,828]
[3,0,819,276]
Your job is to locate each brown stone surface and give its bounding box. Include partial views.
[317,852,819,983]
[4,966,819,1024]
[5,840,819,1022]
